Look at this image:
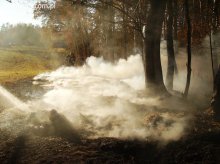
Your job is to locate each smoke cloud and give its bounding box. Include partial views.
[0,45,215,142]
[26,54,192,141]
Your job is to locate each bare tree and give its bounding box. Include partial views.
[183,0,192,98]
[166,0,177,90]
[144,0,168,94]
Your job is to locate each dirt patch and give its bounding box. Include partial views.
[0,113,220,164]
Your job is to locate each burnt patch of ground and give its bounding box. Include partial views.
[0,112,220,164]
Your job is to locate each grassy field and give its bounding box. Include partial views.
[0,46,63,84]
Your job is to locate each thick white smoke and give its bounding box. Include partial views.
[1,50,213,142]
[0,34,218,142]
[28,54,192,141]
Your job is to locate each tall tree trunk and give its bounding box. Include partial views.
[102,0,115,61]
[166,0,177,90]
[183,0,192,98]
[144,0,168,94]
[173,0,178,41]
[210,30,215,81]
[173,0,179,55]
[122,0,128,59]
[108,0,115,61]
[211,66,220,121]
[214,0,220,32]
[210,0,220,121]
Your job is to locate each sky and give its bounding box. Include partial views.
[0,0,42,26]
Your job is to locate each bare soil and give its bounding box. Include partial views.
[0,112,220,164]
[1,78,220,163]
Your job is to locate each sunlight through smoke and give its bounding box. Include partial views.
[31,54,191,141]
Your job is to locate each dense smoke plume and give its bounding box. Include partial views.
[30,54,194,141]
[0,36,217,141]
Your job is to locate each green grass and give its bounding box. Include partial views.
[0,46,61,84]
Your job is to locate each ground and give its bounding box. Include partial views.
[0,113,220,164]
[0,47,220,163]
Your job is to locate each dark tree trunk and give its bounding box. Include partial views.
[173,0,179,62]
[166,0,177,90]
[183,0,192,98]
[163,12,167,40]
[108,0,115,61]
[122,0,128,59]
[102,0,115,61]
[209,30,215,83]
[212,66,220,121]
[144,0,168,93]
[173,0,178,41]
[214,0,220,32]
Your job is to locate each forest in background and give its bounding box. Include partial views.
[0,23,66,84]
[34,0,220,115]
[34,0,220,78]
[0,0,220,133]
[1,0,220,163]
[0,0,219,133]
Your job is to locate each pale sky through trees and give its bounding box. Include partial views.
[0,0,41,26]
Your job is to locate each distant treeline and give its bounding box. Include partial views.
[0,23,45,47]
